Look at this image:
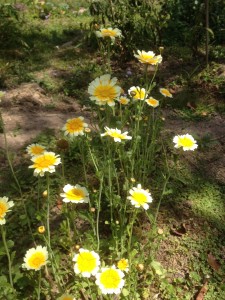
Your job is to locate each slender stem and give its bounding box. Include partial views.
[79,139,88,186]
[0,110,22,196]
[46,173,51,248]
[37,269,41,300]
[1,226,14,288]
[154,174,170,222]
[0,109,35,242]
[96,176,103,251]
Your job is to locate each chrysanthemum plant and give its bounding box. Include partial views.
[0,30,199,298]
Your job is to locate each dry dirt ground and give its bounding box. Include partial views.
[0,82,225,184]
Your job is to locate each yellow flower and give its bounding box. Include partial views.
[60,184,89,204]
[22,245,48,271]
[134,50,162,65]
[96,27,122,41]
[0,197,14,225]
[173,134,198,151]
[146,97,159,108]
[57,294,75,300]
[128,86,147,100]
[62,117,88,137]
[29,152,61,177]
[128,184,153,210]
[118,96,130,105]
[95,266,125,295]
[26,143,46,156]
[73,248,100,277]
[38,226,45,234]
[101,127,132,142]
[88,74,121,106]
[159,88,173,98]
[117,258,129,272]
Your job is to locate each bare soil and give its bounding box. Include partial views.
[1,82,225,184]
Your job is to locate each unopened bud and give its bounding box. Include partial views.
[38,226,45,234]
[42,190,48,198]
[90,207,96,213]
[137,263,144,272]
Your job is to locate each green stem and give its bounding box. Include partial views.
[0,109,35,242]
[154,174,170,222]
[37,269,41,300]
[79,139,88,186]
[46,173,51,248]
[1,226,14,289]
[96,176,103,251]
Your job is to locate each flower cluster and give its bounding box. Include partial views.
[73,249,125,295]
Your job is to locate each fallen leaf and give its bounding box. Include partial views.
[207,253,221,272]
[196,281,208,300]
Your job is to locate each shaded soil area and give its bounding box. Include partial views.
[1,83,225,184]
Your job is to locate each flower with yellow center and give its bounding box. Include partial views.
[159,88,173,98]
[60,184,89,204]
[29,152,61,177]
[134,50,162,65]
[73,248,100,278]
[128,86,147,101]
[0,197,14,225]
[57,294,75,300]
[22,245,48,271]
[118,96,130,105]
[95,265,125,295]
[128,184,153,210]
[173,134,198,151]
[96,27,122,41]
[101,127,132,143]
[146,97,159,108]
[62,117,88,138]
[117,258,129,273]
[26,143,46,156]
[88,74,122,106]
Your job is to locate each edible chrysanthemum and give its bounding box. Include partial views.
[73,249,100,278]
[118,96,130,105]
[134,50,162,65]
[29,152,61,176]
[95,27,122,41]
[26,143,46,156]
[62,117,88,137]
[128,184,153,210]
[117,258,129,273]
[146,97,159,108]
[60,184,89,204]
[88,74,121,106]
[173,134,198,151]
[101,127,132,142]
[0,197,14,225]
[128,86,147,100]
[22,245,48,271]
[95,265,125,295]
[159,88,173,98]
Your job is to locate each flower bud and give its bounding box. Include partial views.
[42,190,48,198]
[38,226,45,234]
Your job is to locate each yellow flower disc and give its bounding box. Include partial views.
[100,269,121,289]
